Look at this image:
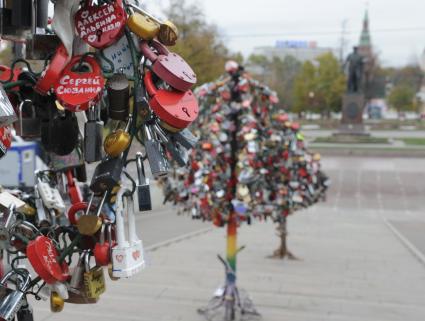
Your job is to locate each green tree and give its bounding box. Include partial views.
[293,61,316,115]
[163,0,241,85]
[387,85,417,116]
[293,53,345,117]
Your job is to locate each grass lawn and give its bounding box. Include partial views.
[401,138,425,146]
[314,136,390,144]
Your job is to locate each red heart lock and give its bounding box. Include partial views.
[144,71,198,130]
[0,126,12,158]
[35,44,69,95]
[54,56,105,112]
[140,40,197,92]
[27,236,69,284]
[75,0,126,49]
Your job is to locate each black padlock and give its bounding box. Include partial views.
[136,152,152,212]
[74,164,87,183]
[143,124,169,179]
[17,303,34,321]
[90,157,124,194]
[106,73,129,121]
[84,106,103,163]
[51,110,80,156]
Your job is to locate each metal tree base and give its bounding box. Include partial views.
[198,255,260,321]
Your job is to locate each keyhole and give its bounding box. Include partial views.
[182,107,190,117]
[97,30,103,41]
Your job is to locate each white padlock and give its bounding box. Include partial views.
[111,187,145,278]
[37,181,66,213]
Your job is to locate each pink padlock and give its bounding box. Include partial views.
[140,40,197,92]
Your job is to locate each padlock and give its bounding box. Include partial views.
[75,0,126,49]
[152,123,188,167]
[134,80,151,121]
[36,178,66,214]
[0,126,12,159]
[94,223,115,266]
[106,73,129,121]
[0,270,31,321]
[76,193,107,236]
[111,187,145,278]
[16,301,34,321]
[126,6,160,41]
[49,145,85,172]
[0,203,18,249]
[140,40,196,92]
[128,3,178,46]
[26,235,69,284]
[171,128,199,150]
[144,71,198,130]
[0,85,17,128]
[49,110,80,156]
[84,106,104,163]
[54,56,105,112]
[135,152,152,212]
[50,292,64,313]
[33,177,50,226]
[35,44,69,95]
[103,115,132,158]
[11,0,31,30]
[90,157,124,194]
[83,252,106,299]
[143,124,169,179]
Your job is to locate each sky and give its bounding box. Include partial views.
[144,0,425,68]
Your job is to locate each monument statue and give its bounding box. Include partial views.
[344,47,364,93]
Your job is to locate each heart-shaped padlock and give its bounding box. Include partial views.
[54,56,105,112]
[140,40,197,92]
[35,44,69,95]
[75,0,126,49]
[27,236,69,284]
[0,126,12,159]
[144,71,199,130]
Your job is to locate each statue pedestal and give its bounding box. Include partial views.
[335,93,370,136]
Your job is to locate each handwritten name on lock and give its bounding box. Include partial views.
[75,1,126,48]
[100,35,134,76]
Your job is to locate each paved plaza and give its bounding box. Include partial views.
[32,156,425,321]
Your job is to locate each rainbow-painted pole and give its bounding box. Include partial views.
[226,212,238,274]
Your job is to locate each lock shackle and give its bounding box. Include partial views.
[136,152,146,181]
[68,202,88,225]
[139,40,170,63]
[123,194,138,244]
[143,123,154,141]
[144,70,157,97]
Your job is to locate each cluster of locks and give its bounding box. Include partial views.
[0,0,200,319]
[161,62,330,227]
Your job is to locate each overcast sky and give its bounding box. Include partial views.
[144,0,425,68]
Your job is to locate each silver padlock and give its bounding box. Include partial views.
[143,124,169,179]
[0,270,31,321]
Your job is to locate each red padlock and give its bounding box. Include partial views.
[0,65,20,83]
[75,0,126,49]
[144,71,198,130]
[27,236,69,284]
[54,56,105,112]
[35,44,69,95]
[140,40,197,92]
[94,224,116,266]
[0,126,12,159]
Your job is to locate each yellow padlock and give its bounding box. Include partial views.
[127,12,160,41]
[77,193,107,236]
[104,116,132,158]
[128,3,178,46]
[50,292,64,312]
[83,252,106,299]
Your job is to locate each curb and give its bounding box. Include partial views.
[382,218,425,267]
[145,227,214,252]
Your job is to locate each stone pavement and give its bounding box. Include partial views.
[31,156,425,321]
